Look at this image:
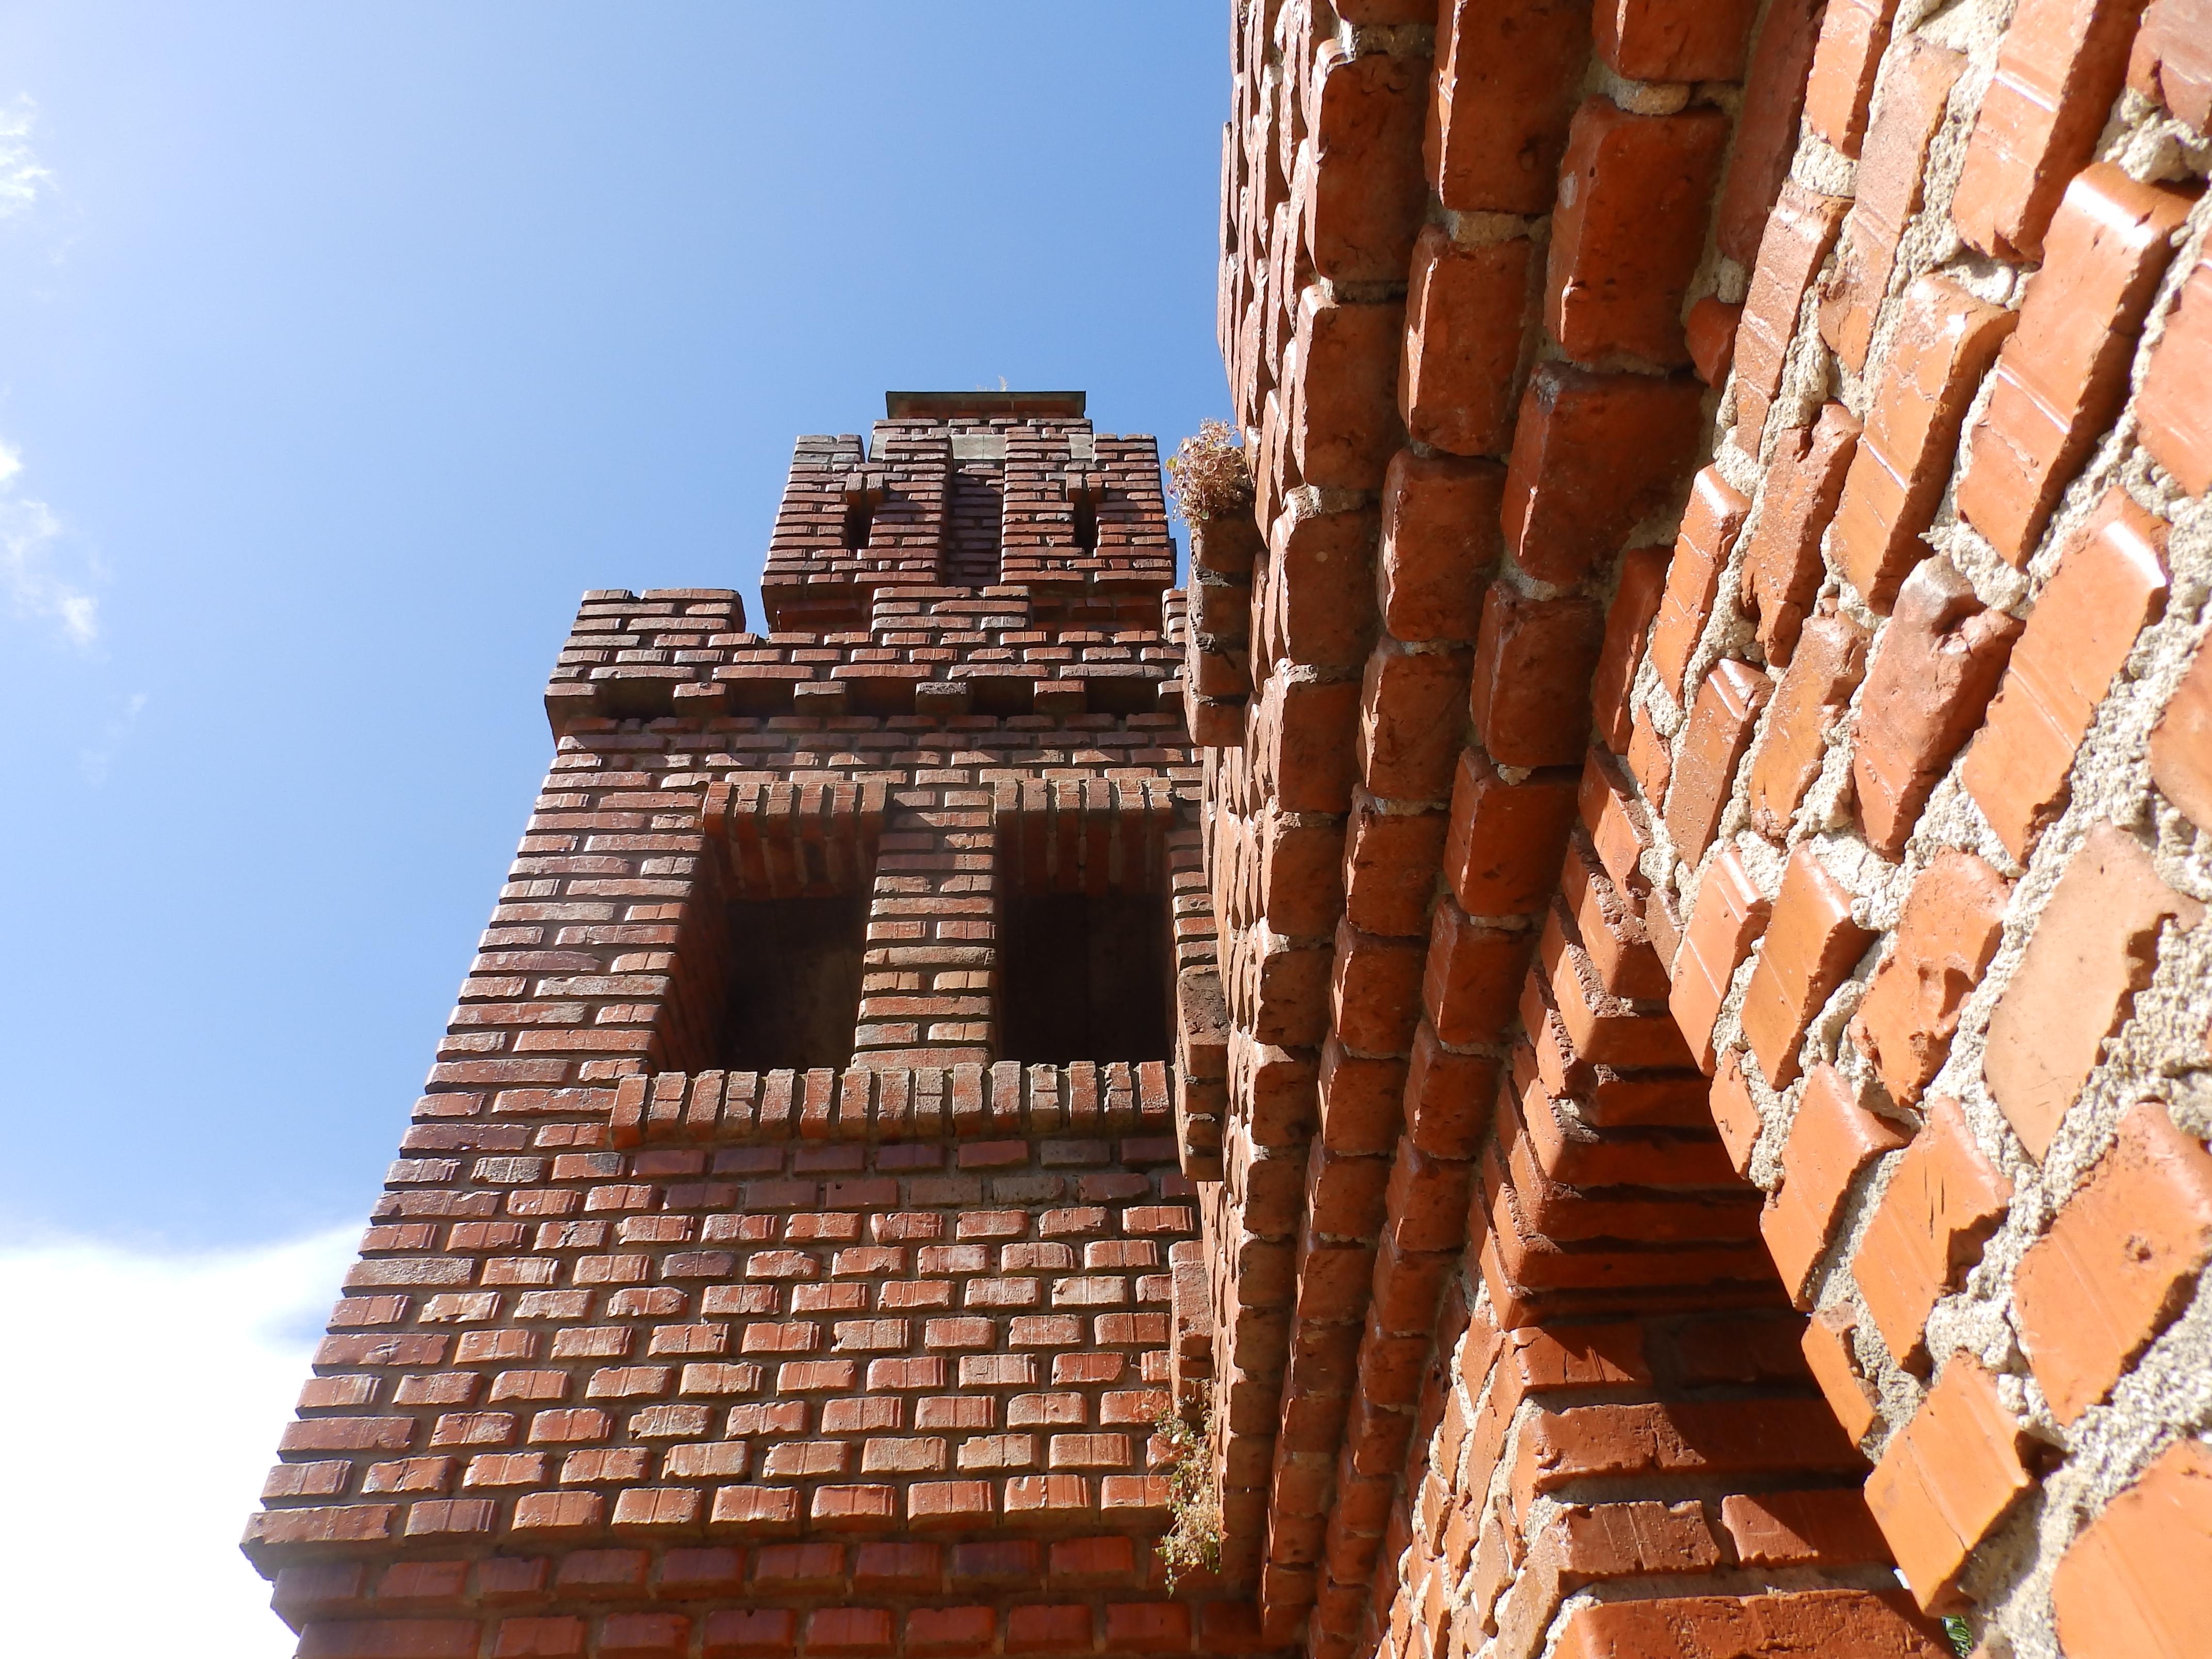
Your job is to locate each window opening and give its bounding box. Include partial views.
[718,894,869,1072]
[998,888,1172,1064]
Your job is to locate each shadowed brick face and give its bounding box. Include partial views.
[258,5,2212,1655]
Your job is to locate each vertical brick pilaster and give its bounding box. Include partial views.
[852,799,998,1069]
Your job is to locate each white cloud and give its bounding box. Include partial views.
[0,1225,360,1656]
[0,440,100,646]
[80,690,149,784]
[0,96,54,221]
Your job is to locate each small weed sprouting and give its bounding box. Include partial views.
[1942,1616,1973,1656]
[1165,419,1254,528]
[1153,1386,1223,1590]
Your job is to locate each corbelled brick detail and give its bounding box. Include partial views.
[1201,1,2212,1656]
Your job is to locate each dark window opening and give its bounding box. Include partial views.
[718,895,868,1072]
[840,503,874,550]
[1072,497,1098,551]
[998,890,1172,1064]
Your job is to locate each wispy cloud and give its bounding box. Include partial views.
[80,690,149,784]
[0,96,53,221]
[0,1226,358,1656]
[0,441,100,646]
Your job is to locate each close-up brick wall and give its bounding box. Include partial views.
[250,3,2212,1657]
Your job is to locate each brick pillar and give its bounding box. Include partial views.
[852,796,997,1066]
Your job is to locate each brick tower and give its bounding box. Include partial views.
[251,0,2212,1651]
[246,393,1257,1658]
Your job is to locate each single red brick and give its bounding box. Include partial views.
[1546,99,1732,367]
[1626,696,1676,807]
[1670,845,1772,1075]
[1714,0,1824,262]
[1293,290,1407,492]
[1593,0,1759,78]
[703,1608,798,1659]
[1377,449,1502,644]
[1745,615,1868,840]
[1258,673,1363,814]
[1274,501,1380,672]
[805,1609,894,1657]
[1424,897,1535,1048]
[599,1614,690,1659]
[907,1481,994,1528]
[1832,276,2018,612]
[1426,0,1591,215]
[511,1491,605,1534]
[1332,918,1427,1056]
[495,1615,602,1659]
[1666,660,1772,865]
[1739,847,1872,1087]
[1261,808,1350,937]
[2052,1437,2212,1659]
[1818,40,1967,375]
[2138,251,2212,495]
[1404,1022,1500,1161]
[1591,546,1670,754]
[708,1485,800,1533]
[1856,1095,2013,1366]
[1358,639,1473,802]
[2152,632,2212,833]
[1500,365,1707,586]
[1468,586,1606,768]
[1850,851,2010,1107]
[1803,0,1903,156]
[1741,405,1861,666]
[1305,43,1428,286]
[1799,1300,1881,1444]
[1342,793,1447,938]
[1573,726,1642,865]
[1985,824,2203,1159]
[1952,0,2149,263]
[1957,169,2192,564]
[2015,1100,2212,1422]
[1550,1589,1948,1658]
[1761,1064,1910,1301]
[1684,297,1742,387]
[1733,182,1850,450]
[1441,746,1579,918]
[2129,0,2212,132]
[1004,1604,1093,1654]
[1401,226,1534,458]
[1648,468,1752,700]
[1851,558,2023,859]
[1720,1488,1893,1568]
[1964,494,2169,860]
[905,1608,997,1659]
[1865,1355,2035,1613]
[655,1548,745,1598]
[298,1621,484,1659]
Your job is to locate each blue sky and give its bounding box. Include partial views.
[0,3,1225,1251]
[0,12,1223,1644]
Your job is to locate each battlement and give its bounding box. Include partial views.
[762,399,1175,631]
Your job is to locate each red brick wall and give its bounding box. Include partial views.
[1198,2,2212,1657]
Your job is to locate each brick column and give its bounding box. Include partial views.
[852,794,997,1067]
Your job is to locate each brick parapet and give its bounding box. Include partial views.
[760,416,1174,632]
